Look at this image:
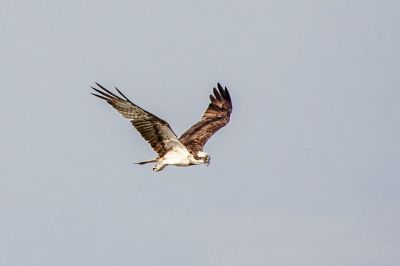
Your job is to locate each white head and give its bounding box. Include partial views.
[197,151,211,166]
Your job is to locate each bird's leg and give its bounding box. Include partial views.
[153,163,166,172]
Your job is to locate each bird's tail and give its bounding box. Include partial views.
[135,159,157,165]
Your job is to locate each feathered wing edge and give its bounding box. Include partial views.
[91,83,184,157]
[179,83,232,155]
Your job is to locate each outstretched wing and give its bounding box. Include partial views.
[91,83,185,156]
[179,83,232,154]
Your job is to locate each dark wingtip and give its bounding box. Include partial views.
[224,87,231,103]
[215,83,231,102]
[217,83,225,95]
[213,86,222,100]
[209,94,216,102]
[214,83,232,111]
[91,82,123,100]
[94,82,105,89]
[91,92,109,101]
[114,86,133,103]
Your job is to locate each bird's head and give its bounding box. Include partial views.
[203,154,211,166]
[197,151,211,166]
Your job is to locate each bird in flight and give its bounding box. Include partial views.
[91,82,232,171]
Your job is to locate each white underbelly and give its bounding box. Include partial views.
[162,149,191,166]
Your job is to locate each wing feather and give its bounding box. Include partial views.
[179,83,232,154]
[92,83,185,156]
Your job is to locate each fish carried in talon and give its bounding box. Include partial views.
[91,82,232,171]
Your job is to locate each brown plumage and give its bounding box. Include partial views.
[179,83,232,156]
[91,83,179,157]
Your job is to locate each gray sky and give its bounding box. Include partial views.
[1,0,399,265]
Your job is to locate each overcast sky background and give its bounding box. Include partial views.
[1,0,399,265]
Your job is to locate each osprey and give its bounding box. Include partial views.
[91,83,232,171]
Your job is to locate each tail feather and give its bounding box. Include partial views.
[135,159,157,165]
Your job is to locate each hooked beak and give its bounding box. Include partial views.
[205,157,211,166]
